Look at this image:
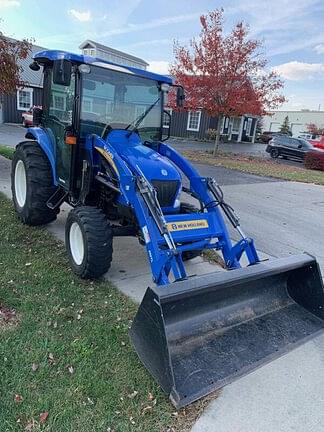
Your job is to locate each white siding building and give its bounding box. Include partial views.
[79,40,148,70]
[263,110,324,135]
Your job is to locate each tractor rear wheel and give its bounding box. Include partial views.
[65,206,113,279]
[180,202,202,261]
[11,141,58,225]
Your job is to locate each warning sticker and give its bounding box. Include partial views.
[142,225,151,243]
[167,219,209,232]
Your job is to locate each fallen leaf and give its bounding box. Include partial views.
[77,314,81,320]
[68,365,74,374]
[24,419,37,431]
[142,405,152,415]
[39,411,49,424]
[25,263,32,267]
[148,392,154,400]
[14,394,23,403]
[129,416,135,425]
[48,353,55,364]
[31,363,39,372]
[53,321,58,329]
[127,390,138,399]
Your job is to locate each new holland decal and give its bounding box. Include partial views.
[167,219,209,232]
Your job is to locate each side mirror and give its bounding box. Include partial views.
[53,59,72,86]
[176,86,185,107]
[32,107,43,126]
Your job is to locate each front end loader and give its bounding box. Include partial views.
[11,50,324,408]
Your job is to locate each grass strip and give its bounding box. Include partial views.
[183,150,324,185]
[0,144,15,160]
[0,194,212,431]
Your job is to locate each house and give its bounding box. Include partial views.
[0,39,44,124]
[79,40,148,70]
[263,110,324,135]
[163,110,258,143]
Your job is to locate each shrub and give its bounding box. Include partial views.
[304,151,324,171]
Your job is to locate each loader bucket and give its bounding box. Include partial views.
[130,254,324,408]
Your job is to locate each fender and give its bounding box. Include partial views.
[25,127,57,185]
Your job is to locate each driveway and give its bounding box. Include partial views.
[0,123,25,147]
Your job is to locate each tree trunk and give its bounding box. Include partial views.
[213,114,223,156]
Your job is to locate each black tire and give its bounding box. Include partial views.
[180,202,202,261]
[270,148,279,158]
[65,206,113,279]
[11,141,58,226]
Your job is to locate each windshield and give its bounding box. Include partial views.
[80,65,162,142]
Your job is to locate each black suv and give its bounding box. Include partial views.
[266,136,322,161]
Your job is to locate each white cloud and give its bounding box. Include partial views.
[147,61,170,75]
[68,9,91,22]
[0,0,20,8]
[273,61,324,80]
[314,44,324,54]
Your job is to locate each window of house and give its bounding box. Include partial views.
[17,88,33,110]
[52,93,66,111]
[246,118,253,135]
[84,48,95,56]
[232,117,241,133]
[163,108,172,128]
[187,110,201,131]
[82,97,93,113]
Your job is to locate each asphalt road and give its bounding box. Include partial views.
[190,161,324,273]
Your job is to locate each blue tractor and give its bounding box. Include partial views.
[11,50,324,408]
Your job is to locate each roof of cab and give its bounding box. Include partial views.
[34,50,173,85]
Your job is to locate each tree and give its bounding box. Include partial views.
[0,31,32,95]
[279,115,290,134]
[170,9,286,155]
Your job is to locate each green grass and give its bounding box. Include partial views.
[0,194,209,431]
[183,150,324,185]
[0,145,15,160]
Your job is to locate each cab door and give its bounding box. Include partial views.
[43,68,76,190]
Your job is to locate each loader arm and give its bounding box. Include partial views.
[157,142,260,268]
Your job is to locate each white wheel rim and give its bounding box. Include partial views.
[15,159,27,208]
[69,222,85,266]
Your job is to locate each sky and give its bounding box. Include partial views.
[1,0,324,111]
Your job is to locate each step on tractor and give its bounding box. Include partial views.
[11,50,324,408]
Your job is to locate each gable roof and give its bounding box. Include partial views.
[79,39,149,66]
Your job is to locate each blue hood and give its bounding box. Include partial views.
[106,130,181,184]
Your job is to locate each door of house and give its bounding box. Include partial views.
[0,101,3,124]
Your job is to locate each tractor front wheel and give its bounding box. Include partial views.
[11,141,58,225]
[65,206,113,279]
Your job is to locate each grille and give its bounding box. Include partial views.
[151,180,179,207]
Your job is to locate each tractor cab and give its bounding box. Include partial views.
[30,50,184,204]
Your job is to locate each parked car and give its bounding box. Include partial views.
[21,106,42,127]
[266,136,324,161]
[308,135,324,150]
[259,131,290,143]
